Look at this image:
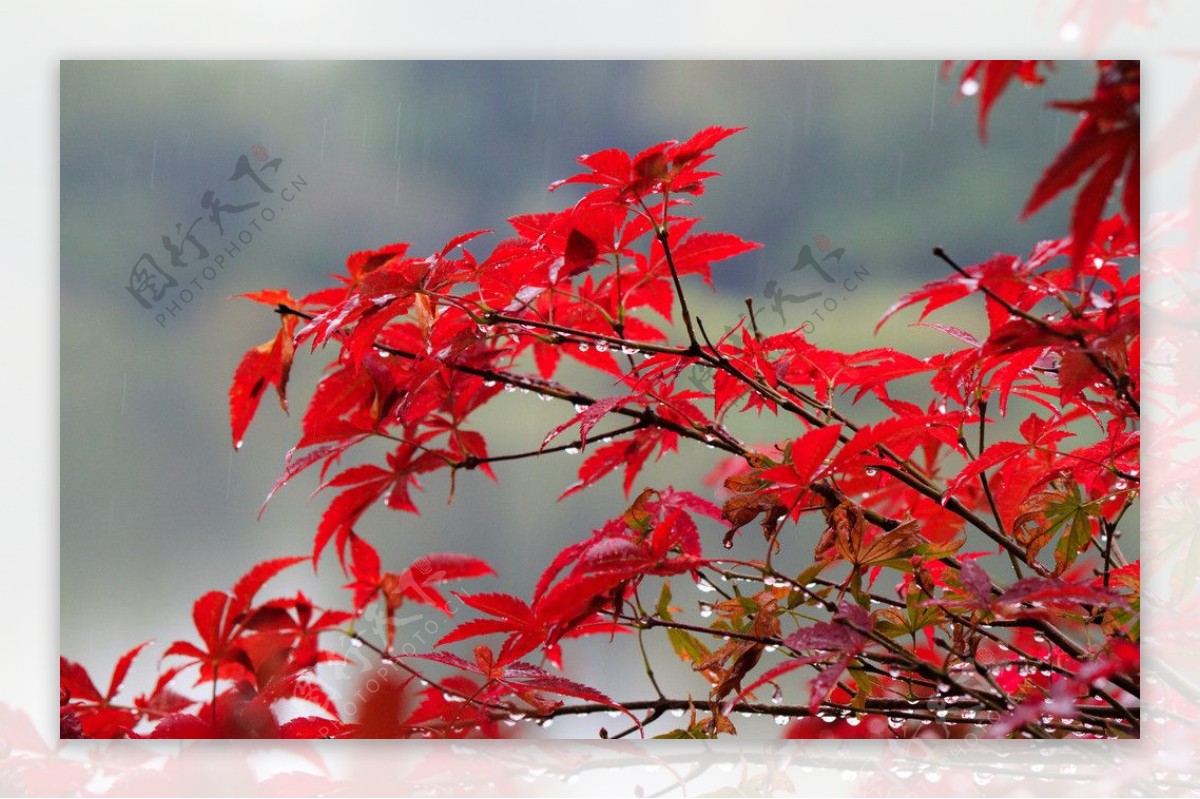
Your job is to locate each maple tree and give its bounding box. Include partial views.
[62,60,1140,740]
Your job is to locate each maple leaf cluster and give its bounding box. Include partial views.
[62,62,1139,740]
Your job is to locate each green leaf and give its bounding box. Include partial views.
[655,725,715,739]
[1046,485,1099,574]
[656,582,674,620]
[668,628,711,665]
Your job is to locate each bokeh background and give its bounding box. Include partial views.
[60,60,1123,738]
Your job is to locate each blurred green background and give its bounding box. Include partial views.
[61,61,1118,737]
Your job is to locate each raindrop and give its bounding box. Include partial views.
[234,440,244,450]
[508,712,526,722]
[936,682,950,694]
[670,708,685,718]
[564,446,580,455]
[350,637,363,648]
[698,602,714,618]
[771,686,783,705]
[483,379,497,387]
[696,578,716,593]
[578,343,591,353]
[1114,480,1128,490]
[503,384,517,393]
[595,341,610,353]
[865,467,877,477]
[537,394,552,402]
[961,78,980,97]
[924,771,942,783]
[887,716,905,729]
[573,403,586,413]
[973,772,994,786]
[621,345,637,355]
[845,715,861,726]
[774,715,788,725]
[935,708,948,719]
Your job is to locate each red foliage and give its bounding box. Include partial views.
[64,63,1139,740]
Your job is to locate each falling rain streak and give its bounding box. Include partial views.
[930,61,938,130]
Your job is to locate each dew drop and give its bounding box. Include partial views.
[887,716,905,729]
[961,78,980,96]
[621,345,637,355]
[696,578,716,593]
[774,715,788,725]
[577,342,590,352]
[670,708,685,718]
[234,440,243,450]
[564,446,580,455]
[698,602,714,618]
[845,715,861,726]
[595,341,609,353]
[350,637,363,648]
[483,379,497,387]
[865,467,877,477]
